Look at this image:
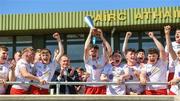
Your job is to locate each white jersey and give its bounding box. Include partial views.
[124,64,144,94]
[165,41,180,72]
[0,62,10,94]
[12,59,33,91]
[125,64,144,94]
[170,59,180,95]
[85,56,106,87]
[33,61,57,89]
[101,63,126,95]
[143,59,168,90]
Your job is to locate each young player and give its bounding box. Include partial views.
[30,32,63,94]
[140,32,168,95]
[84,28,112,94]
[100,50,129,95]
[165,25,180,95]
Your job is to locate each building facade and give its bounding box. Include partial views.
[0,6,180,67]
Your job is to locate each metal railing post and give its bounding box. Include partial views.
[56,84,60,95]
[178,83,180,95]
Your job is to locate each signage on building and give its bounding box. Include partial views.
[92,9,180,23]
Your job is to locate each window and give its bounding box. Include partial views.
[67,34,85,67]
[0,37,13,44]
[45,35,58,58]
[16,36,32,53]
[7,46,13,58]
[0,36,13,58]
[142,31,162,53]
[71,62,85,69]
[16,46,31,52]
[67,44,84,60]
[119,32,139,51]
[16,36,32,44]
[46,45,57,57]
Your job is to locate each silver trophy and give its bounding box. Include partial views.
[84,16,97,44]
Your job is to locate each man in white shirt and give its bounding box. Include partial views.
[0,45,15,94]
[84,28,112,94]
[100,51,129,95]
[122,32,144,95]
[30,32,63,94]
[140,32,168,95]
[10,47,46,95]
[164,25,180,95]
[165,28,180,86]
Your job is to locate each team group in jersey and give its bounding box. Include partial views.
[0,25,180,95]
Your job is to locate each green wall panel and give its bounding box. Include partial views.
[0,6,179,31]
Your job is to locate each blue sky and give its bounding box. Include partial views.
[0,0,179,14]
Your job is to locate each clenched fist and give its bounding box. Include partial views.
[164,25,171,34]
[53,32,61,40]
[125,32,132,39]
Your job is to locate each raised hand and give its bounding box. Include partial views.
[53,32,61,40]
[90,28,97,36]
[97,28,103,38]
[147,32,154,38]
[125,32,132,39]
[164,25,171,34]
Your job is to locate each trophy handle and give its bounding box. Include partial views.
[92,37,96,44]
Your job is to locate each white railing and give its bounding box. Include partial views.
[5,81,169,85]
[5,81,180,95]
